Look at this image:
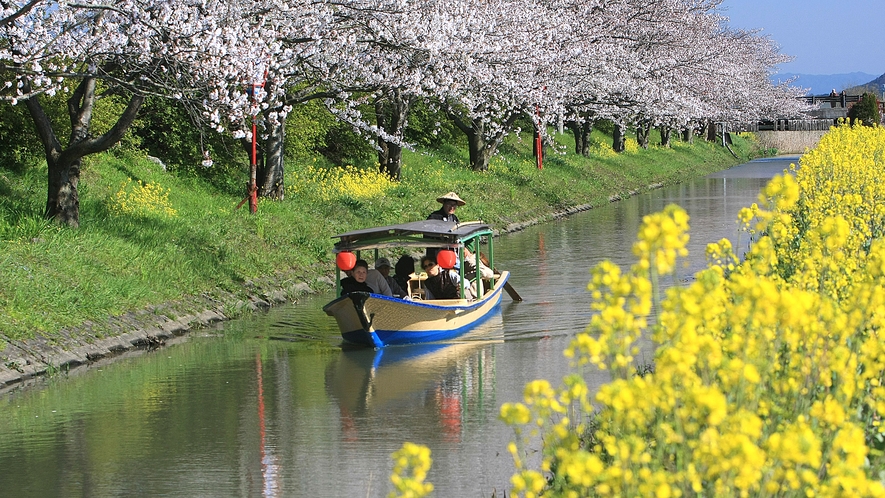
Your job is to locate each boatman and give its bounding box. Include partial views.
[426,192,465,259]
[427,192,465,224]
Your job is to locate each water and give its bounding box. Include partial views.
[0,156,799,498]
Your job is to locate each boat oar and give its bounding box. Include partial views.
[503,281,523,301]
[479,253,522,302]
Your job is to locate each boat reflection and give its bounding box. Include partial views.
[326,314,503,443]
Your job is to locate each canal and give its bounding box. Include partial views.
[0,156,798,497]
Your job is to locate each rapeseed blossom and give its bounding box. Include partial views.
[286,164,395,202]
[499,124,885,496]
[388,442,434,498]
[110,178,177,218]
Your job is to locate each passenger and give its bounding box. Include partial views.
[375,257,407,298]
[461,247,494,280]
[359,258,393,296]
[420,256,462,300]
[340,260,373,295]
[393,255,415,292]
[457,247,494,297]
[427,191,465,223]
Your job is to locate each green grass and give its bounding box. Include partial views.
[0,129,761,343]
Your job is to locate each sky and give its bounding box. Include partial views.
[718,0,884,77]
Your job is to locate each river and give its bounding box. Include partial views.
[0,156,798,497]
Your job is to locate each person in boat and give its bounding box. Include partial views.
[457,247,495,297]
[375,257,407,298]
[340,260,374,295]
[420,255,465,300]
[427,191,465,223]
[393,255,415,293]
[461,247,494,281]
[359,259,393,296]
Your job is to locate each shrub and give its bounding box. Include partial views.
[403,99,461,149]
[0,102,44,169]
[848,93,881,127]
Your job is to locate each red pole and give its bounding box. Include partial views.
[236,77,266,213]
[249,83,259,214]
[535,104,543,170]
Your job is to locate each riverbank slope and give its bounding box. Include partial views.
[0,130,762,391]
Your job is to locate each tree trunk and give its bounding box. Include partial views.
[376,89,412,181]
[579,120,592,156]
[465,128,494,172]
[449,110,520,172]
[252,78,287,201]
[565,121,583,155]
[383,142,404,180]
[375,101,389,174]
[566,117,593,156]
[706,119,717,142]
[636,121,650,149]
[45,155,82,226]
[612,123,626,153]
[258,115,285,200]
[682,124,694,144]
[659,126,671,148]
[24,76,143,227]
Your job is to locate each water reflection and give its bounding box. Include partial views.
[327,341,494,442]
[255,352,282,497]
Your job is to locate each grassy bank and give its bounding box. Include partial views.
[0,129,759,348]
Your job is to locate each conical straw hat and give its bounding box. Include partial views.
[436,192,466,206]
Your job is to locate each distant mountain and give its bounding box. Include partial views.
[770,72,878,96]
[845,73,885,96]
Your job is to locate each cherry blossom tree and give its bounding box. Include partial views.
[1,0,810,225]
[549,0,806,152]
[0,0,42,28]
[422,0,570,171]
[1,0,282,225]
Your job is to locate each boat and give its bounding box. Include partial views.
[323,219,516,347]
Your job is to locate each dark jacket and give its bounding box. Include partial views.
[340,277,373,296]
[427,209,460,224]
[426,211,459,259]
[393,256,415,292]
[424,270,459,299]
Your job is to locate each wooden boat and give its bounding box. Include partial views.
[323,220,514,347]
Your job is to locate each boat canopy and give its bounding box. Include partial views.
[331,220,492,252]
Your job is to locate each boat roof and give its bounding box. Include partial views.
[332,220,492,252]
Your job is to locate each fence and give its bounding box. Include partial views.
[729,119,836,132]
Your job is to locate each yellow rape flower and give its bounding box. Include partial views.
[501,125,885,498]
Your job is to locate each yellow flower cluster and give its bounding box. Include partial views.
[588,140,618,158]
[500,124,885,497]
[286,164,395,202]
[388,442,434,498]
[110,178,177,218]
[623,138,640,154]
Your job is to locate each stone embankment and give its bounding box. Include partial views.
[0,277,323,393]
[756,130,828,154]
